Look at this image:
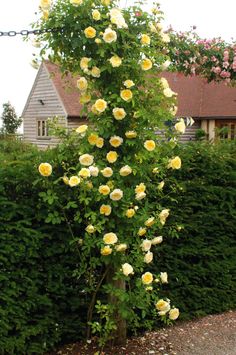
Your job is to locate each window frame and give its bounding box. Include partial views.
[36,118,51,140]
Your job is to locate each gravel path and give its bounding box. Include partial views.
[48,310,236,355]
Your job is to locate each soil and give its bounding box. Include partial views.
[47,310,236,355]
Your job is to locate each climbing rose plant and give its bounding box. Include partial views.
[36,0,183,344]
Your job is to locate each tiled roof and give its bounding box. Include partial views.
[44,62,236,119]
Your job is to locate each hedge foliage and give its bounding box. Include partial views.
[0,139,236,353]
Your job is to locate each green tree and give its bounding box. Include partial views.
[1,102,22,134]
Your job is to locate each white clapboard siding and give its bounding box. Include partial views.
[22,63,67,148]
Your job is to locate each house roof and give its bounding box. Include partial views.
[38,62,236,119]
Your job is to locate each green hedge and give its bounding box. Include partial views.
[152,140,236,319]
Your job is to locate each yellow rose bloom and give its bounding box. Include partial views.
[152,236,163,245]
[80,57,91,70]
[69,175,81,187]
[144,140,156,151]
[112,107,126,120]
[144,251,153,264]
[141,239,152,252]
[76,124,88,134]
[167,156,182,170]
[88,166,99,177]
[92,9,101,21]
[169,308,180,320]
[121,263,134,276]
[91,66,101,78]
[170,105,178,116]
[158,181,165,190]
[99,185,111,195]
[159,209,170,225]
[152,167,159,174]
[120,89,133,102]
[95,38,102,44]
[175,119,186,134]
[160,77,169,89]
[135,183,146,194]
[70,0,83,5]
[160,272,168,284]
[101,167,113,178]
[119,165,132,176]
[141,272,153,285]
[78,168,91,178]
[101,0,110,5]
[141,58,153,71]
[103,28,117,43]
[126,208,135,218]
[156,299,171,313]
[123,79,135,88]
[88,133,98,145]
[62,176,69,185]
[145,217,155,227]
[110,189,123,201]
[109,136,123,148]
[77,77,88,91]
[141,34,151,45]
[94,99,107,113]
[138,227,147,236]
[40,0,51,10]
[125,131,137,139]
[100,204,112,216]
[38,162,52,177]
[115,243,127,252]
[109,55,122,67]
[163,88,176,98]
[79,154,94,166]
[96,137,104,148]
[91,104,100,115]
[101,245,112,256]
[161,32,170,43]
[86,224,95,233]
[84,26,96,39]
[135,192,146,200]
[103,232,118,245]
[80,93,91,104]
[106,151,118,164]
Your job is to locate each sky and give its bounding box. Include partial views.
[0,0,236,124]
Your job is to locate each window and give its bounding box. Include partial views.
[216,120,236,140]
[37,119,49,138]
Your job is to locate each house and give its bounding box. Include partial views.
[22,62,236,148]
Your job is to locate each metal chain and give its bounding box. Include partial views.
[0,27,63,37]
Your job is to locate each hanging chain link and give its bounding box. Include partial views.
[0,27,64,37]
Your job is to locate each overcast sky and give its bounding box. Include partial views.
[0,0,236,121]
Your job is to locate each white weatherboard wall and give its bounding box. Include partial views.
[22,63,67,149]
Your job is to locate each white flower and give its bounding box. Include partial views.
[160,272,168,284]
[175,118,186,134]
[115,243,128,252]
[119,165,132,176]
[152,236,163,245]
[110,189,123,201]
[141,239,152,252]
[135,192,146,200]
[169,308,180,320]
[121,263,134,276]
[109,8,128,29]
[144,251,153,264]
[89,166,99,177]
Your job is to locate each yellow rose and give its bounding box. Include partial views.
[135,192,146,200]
[110,189,123,201]
[169,308,180,320]
[145,217,155,227]
[101,167,113,178]
[144,251,153,264]
[95,38,102,44]
[94,99,107,113]
[101,245,112,256]
[144,140,156,151]
[100,204,112,216]
[141,58,153,71]
[62,176,69,185]
[119,165,132,176]
[109,8,128,29]
[120,89,133,101]
[91,104,100,115]
[103,232,118,245]
[80,93,91,104]
[86,224,95,233]
[123,79,135,88]
[106,151,118,164]
[121,263,134,276]
[170,105,178,116]
[99,185,111,195]
[160,272,168,284]
[141,34,151,45]
[125,131,137,139]
[88,166,99,177]
[96,137,104,148]
[90,66,101,78]
[69,176,81,187]
[79,154,94,166]
[109,136,123,148]
[152,236,163,245]
[160,77,169,89]
[38,162,52,177]
[158,181,165,190]
[141,239,152,252]
[175,119,186,134]
[88,133,98,145]
[135,183,146,194]
[101,0,110,5]
[92,9,101,21]
[163,88,176,98]
[141,272,153,285]
[159,209,170,225]
[138,227,147,236]
[77,77,88,91]
[80,57,91,70]
[103,28,117,43]
[161,32,170,43]
[78,168,91,178]
[156,299,170,312]
[109,55,122,67]
[126,208,135,218]
[112,107,126,120]
[76,124,88,135]
[84,26,96,39]
[167,156,182,170]
[70,0,83,5]
[152,167,159,174]
[40,0,51,10]
[115,243,127,252]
